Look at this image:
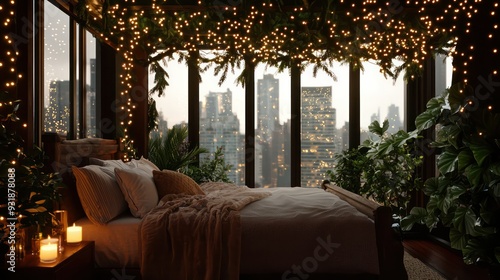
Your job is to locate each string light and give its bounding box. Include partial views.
[75,0,499,144]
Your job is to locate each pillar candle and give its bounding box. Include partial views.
[67,223,82,243]
[39,242,57,262]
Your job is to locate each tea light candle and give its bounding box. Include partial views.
[67,223,82,243]
[39,242,57,263]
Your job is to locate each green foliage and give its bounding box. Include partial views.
[401,85,500,267]
[148,126,207,171]
[327,119,423,217]
[361,120,423,217]
[183,147,233,184]
[327,148,368,194]
[0,92,62,245]
[148,126,232,184]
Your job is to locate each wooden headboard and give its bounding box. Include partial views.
[42,133,121,225]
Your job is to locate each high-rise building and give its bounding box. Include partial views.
[44,80,70,134]
[257,74,280,143]
[301,86,337,188]
[200,89,244,184]
[386,104,403,134]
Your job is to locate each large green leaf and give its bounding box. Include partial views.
[465,164,484,188]
[448,185,467,201]
[436,124,461,149]
[470,140,494,167]
[453,206,477,235]
[426,195,439,213]
[415,110,438,132]
[458,150,475,171]
[423,177,439,196]
[490,162,500,176]
[368,120,388,137]
[400,207,428,231]
[437,149,459,174]
[449,227,468,250]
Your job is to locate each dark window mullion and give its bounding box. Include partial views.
[68,18,78,139]
[349,63,360,149]
[290,63,301,187]
[79,26,87,138]
[245,59,255,188]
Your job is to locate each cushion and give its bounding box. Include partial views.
[152,170,205,199]
[72,165,127,225]
[89,158,133,170]
[115,168,159,218]
[129,156,160,174]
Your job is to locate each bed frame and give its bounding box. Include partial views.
[43,134,408,280]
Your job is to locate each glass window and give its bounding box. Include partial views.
[301,62,350,188]
[149,52,189,137]
[254,64,291,188]
[199,51,245,185]
[86,30,97,137]
[360,61,406,141]
[43,2,70,134]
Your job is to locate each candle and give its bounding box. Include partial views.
[39,242,57,263]
[41,235,58,246]
[67,223,82,243]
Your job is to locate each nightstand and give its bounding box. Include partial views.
[13,241,94,280]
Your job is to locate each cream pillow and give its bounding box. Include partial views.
[72,165,127,225]
[89,158,133,170]
[129,156,160,174]
[152,170,205,199]
[114,168,159,218]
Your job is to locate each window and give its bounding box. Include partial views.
[43,1,70,134]
[360,61,405,141]
[300,63,350,188]
[199,51,245,185]
[86,31,97,137]
[149,53,189,137]
[255,65,291,188]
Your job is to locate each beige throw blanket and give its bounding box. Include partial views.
[139,183,271,280]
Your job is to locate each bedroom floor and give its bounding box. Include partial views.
[403,239,491,280]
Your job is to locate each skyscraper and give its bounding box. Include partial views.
[44,80,70,134]
[301,86,337,188]
[199,89,244,184]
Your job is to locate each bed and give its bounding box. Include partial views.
[42,134,407,280]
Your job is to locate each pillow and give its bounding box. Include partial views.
[152,170,205,199]
[114,168,159,218]
[129,156,160,174]
[89,158,133,170]
[72,165,127,225]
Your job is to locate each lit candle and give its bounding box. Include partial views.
[39,242,57,263]
[41,235,58,246]
[67,223,82,243]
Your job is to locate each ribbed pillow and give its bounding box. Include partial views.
[152,170,205,199]
[72,165,127,225]
[115,168,159,218]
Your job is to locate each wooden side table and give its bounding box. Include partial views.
[12,241,95,280]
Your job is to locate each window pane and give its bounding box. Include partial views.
[255,65,291,188]
[86,30,97,137]
[149,52,189,137]
[199,51,245,185]
[301,63,349,188]
[360,61,405,140]
[435,53,454,96]
[43,2,70,134]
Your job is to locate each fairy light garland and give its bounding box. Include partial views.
[1,0,18,91]
[75,0,499,147]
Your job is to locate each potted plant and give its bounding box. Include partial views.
[401,85,500,271]
[0,92,62,257]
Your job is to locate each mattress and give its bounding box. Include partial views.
[80,187,378,274]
